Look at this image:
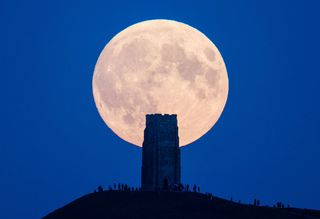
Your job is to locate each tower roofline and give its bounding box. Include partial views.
[146,113,177,117]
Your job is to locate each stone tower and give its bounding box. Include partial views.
[141,114,181,191]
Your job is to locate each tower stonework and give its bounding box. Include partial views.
[141,114,181,191]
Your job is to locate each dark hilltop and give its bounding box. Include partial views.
[43,190,320,219]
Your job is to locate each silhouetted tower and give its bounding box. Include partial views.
[141,114,181,191]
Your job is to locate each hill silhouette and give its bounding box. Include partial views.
[43,191,320,219]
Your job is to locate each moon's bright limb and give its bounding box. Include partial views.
[93,19,228,147]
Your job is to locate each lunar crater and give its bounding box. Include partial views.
[204,47,216,62]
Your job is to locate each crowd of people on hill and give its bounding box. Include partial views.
[94,184,141,193]
[94,184,290,209]
[165,183,201,192]
[94,183,202,193]
[252,199,290,209]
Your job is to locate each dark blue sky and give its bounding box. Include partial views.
[1,0,320,218]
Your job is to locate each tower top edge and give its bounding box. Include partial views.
[146,113,177,117]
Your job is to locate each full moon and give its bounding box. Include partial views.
[93,19,228,147]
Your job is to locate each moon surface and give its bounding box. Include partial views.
[92,19,228,147]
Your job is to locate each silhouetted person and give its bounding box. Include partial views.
[163,179,169,190]
[193,184,197,192]
[197,186,200,193]
[254,199,257,206]
[257,200,260,207]
[118,183,120,191]
[186,184,189,192]
[98,185,103,192]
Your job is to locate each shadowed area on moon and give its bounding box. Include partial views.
[92,20,228,146]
